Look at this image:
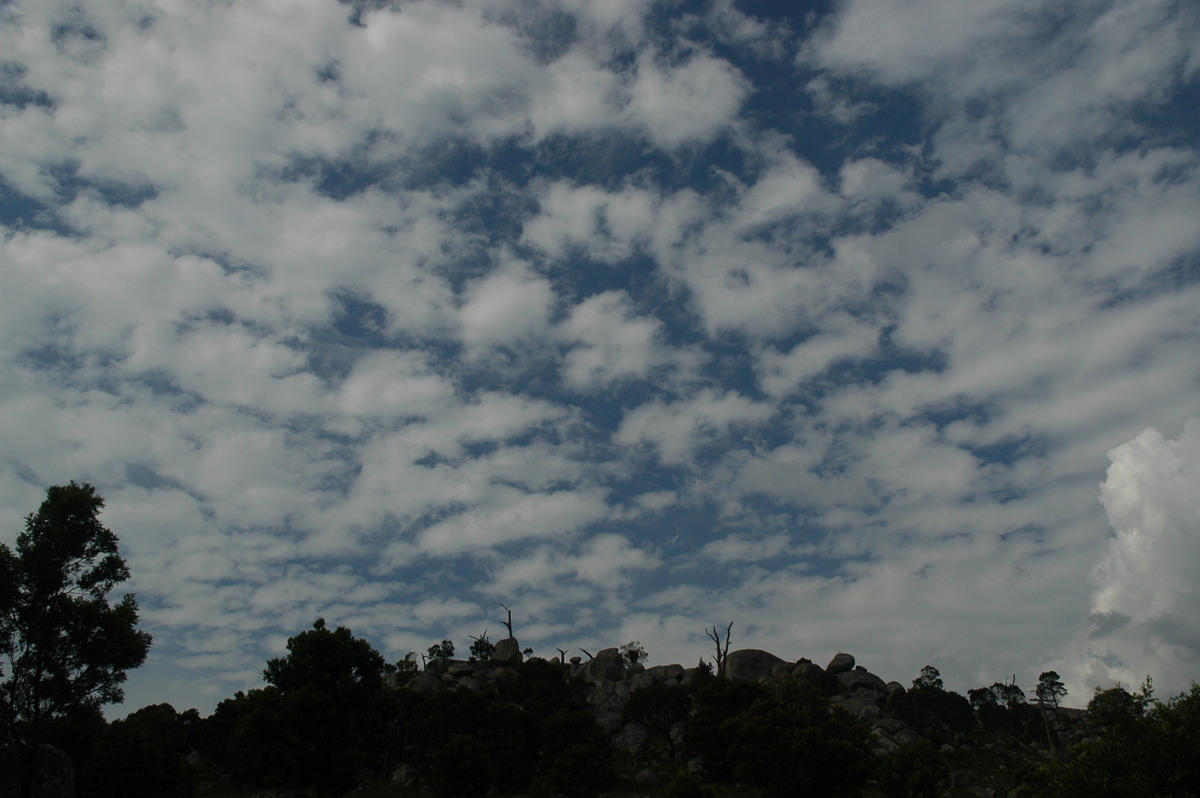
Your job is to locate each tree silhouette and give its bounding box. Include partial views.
[0,483,151,798]
[912,665,944,691]
[705,622,733,675]
[1035,671,1067,708]
[251,619,391,798]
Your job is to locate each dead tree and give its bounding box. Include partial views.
[499,603,514,638]
[556,647,568,664]
[705,622,733,676]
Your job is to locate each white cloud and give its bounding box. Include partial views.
[411,597,484,626]
[701,0,792,61]
[557,0,656,50]
[700,533,790,563]
[558,290,675,390]
[459,262,557,355]
[633,490,676,512]
[488,532,660,594]
[520,181,658,262]
[839,157,922,207]
[804,0,1035,90]
[337,350,454,419]
[728,445,876,512]
[526,50,625,137]
[616,390,773,465]
[1055,420,1200,697]
[622,48,750,149]
[808,0,1200,178]
[416,487,611,556]
[756,313,880,397]
[641,146,849,339]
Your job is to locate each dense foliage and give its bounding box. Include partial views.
[201,620,395,798]
[719,677,872,796]
[81,703,199,798]
[1027,682,1200,798]
[194,631,617,798]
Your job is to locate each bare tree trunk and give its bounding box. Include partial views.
[705,622,733,676]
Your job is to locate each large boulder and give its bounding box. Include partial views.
[406,671,443,696]
[644,664,685,683]
[628,663,684,690]
[612,723,650,753]
[447,661,476,677]
[724,649,787,682]
[583,648,627,684]
[492,637,523,665]
[793,660,837,694]
[835,695,884,722]
[836,666,889,696]
[826,652,856,674]
[0,745,75,798]
[588,680,635,715]
[874,717,911,736]
[425,657,465,676]
[679,667,705,688]
[629,671,657,691]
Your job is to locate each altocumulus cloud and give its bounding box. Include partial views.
[0,0,1198,714]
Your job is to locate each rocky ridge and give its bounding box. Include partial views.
[390,640,1091,759]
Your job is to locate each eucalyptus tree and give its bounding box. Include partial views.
[1,482,151,798]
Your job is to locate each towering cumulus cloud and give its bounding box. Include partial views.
[1061,420,1200,697]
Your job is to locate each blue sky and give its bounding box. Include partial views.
[2,0,1199,715]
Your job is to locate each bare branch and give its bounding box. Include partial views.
[704,622,733,676]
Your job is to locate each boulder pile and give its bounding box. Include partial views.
[394,641,934,753]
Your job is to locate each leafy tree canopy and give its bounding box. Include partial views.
[1035,682,1199,798]
[82,703,197,798]
[0,482,152,798]
[1035,670,1067,708]
[263,617,388,693]
[912,665,944,691]
[236,620,394,798]
[427,639,455,662]
[0,483,151,738]
[620,640,648,664]
[723,676,873,797]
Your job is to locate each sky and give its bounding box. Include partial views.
[1,0,1198,716]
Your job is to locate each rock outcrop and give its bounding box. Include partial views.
[0,745,75,798]
[394,643,920,758]
[491,637,523,665]
[723,648,789,682]
[582,648,628,684]
[826,652,856,674]
[386,637,1115,798]
[837,665,890,696]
